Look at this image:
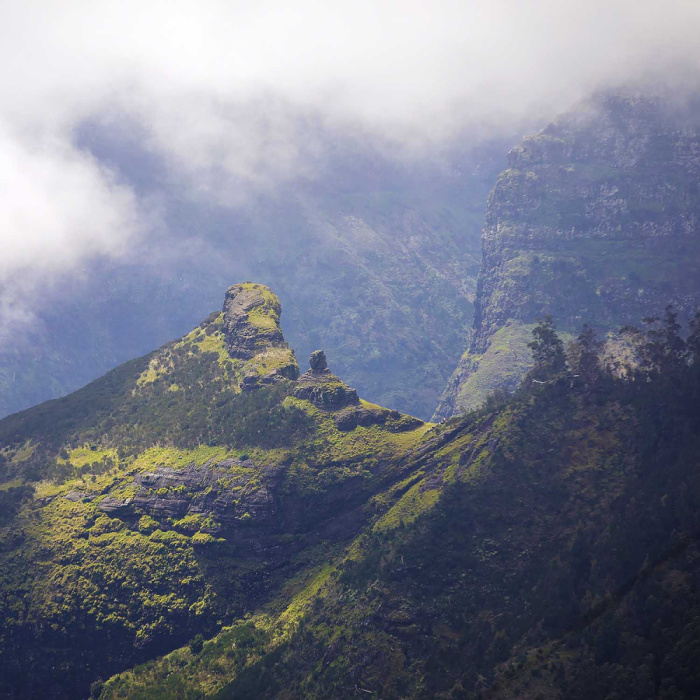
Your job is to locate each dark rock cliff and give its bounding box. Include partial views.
[435,94,700,419]
[223,283,287,359]
[222,282,300,389]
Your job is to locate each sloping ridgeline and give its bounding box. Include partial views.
[0,283,429,698]
[3,281,700,700]
[435,93,700,419]
[98,312,700,699]
[0,134,509,423]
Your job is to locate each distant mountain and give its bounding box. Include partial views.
[435,94,700,419]
[0,132,510,421]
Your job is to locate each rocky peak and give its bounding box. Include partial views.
[309,349,328,373]
[220,283,299,389]
[223,283,287,359]
[293,350,360,410]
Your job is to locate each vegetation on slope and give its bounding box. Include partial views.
[3,272,700,699]
[0,310,307,484]
[100,310,700,699]
[0,286,435,699]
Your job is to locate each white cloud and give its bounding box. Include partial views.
[0,119,146,334]
[0,0,699,315]
[0,124,141,277]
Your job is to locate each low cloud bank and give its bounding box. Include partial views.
[1,0,699,327]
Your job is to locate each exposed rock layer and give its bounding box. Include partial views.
[222,283,299,389]
[293,351,360,410]
[223,283,288,360]
[436,95,700,419]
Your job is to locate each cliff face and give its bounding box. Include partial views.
[435,94,700,419]
[222,283,288,360]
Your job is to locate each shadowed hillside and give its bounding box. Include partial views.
[2,283,699,698]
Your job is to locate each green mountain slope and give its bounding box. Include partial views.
[3,282,700,700]
[98,316,700,699]
[435,94,700,419]
[0,283,430,698]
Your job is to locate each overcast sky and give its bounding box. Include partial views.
[1,0,700,325]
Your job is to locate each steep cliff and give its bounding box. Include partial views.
[435,94,700,419]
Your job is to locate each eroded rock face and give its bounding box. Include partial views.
[436,95,700,419]
[333,405,423,432]
[223,283,287,360]
[93,447,406,546]
[293,351,360,410]
[98,496,133,516]
[222,283,299,387]
[98,458,277,526]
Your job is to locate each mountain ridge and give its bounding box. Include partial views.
[0,134,511,422]
[98,312,700,700]
[435,93,700,419]
[0,282,433,698]
[2,284,700,699]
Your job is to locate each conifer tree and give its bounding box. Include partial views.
[528,316,567,382]
[567,325,603,388]
[639,306,686,376]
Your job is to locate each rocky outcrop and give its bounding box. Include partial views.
[64,490,92,503]
[435,94,700,419]
[309,349,327,372]
[97,496,134,516]
[222,283,299,388]
[98,458,278,527]
[293,351,360,410]
[223,283,286,359]
[135,459,275,525]
[333,405,423,432]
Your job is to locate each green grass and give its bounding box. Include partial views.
[454,322,535,412]
[9,442,36,463]
[373,478,441,533]
[131,445,235,472]
[243,346,297,377]
[59,446,118,469]
[137,313,241,389]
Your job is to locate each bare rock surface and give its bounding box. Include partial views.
[294,351,360,410]
[436,95,700,419]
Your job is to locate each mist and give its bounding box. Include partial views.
[1,0,700,322]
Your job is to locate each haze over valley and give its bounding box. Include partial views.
[2,2,700,699]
